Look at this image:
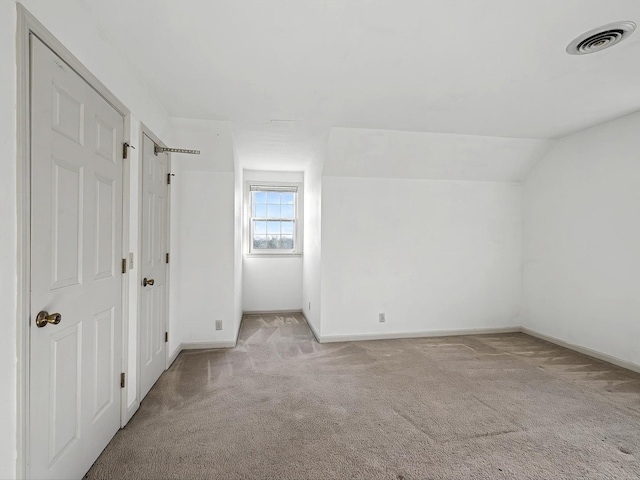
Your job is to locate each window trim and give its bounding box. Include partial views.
[245,180,303,256]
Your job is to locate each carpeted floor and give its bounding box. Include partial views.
[85,313,640,479]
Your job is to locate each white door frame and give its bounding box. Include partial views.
[16,5,132,478]
[137,124,172,407]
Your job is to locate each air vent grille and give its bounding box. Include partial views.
[567,22,636,55]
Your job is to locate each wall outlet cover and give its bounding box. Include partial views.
[215,320,222,330]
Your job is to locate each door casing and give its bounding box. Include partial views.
[16,5,133,478]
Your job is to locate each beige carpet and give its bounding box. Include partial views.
[85,313,640,479]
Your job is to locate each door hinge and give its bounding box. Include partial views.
[166,253,170,264]
[120,372,125,388]
[121,258,127,274]
[165,332,168,343]
[122,142,135,159]
[167,173,175,185]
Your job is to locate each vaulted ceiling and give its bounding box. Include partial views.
[83,0,640,140]
[45,0,638,178]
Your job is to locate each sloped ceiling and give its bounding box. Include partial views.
[74,0,640,177]
[82,0,640,139]
[231,122,329,171]
[325,128,553,181]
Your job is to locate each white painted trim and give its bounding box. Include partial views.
[318,327,522,344]
[245,253,303,258]
[243,309,303,315]
[17,6,127,114]
[234,315,243,345]
[311,322,640,374]
[178,318,243,352]
[165,151,172,371]
[16,7,31,479]
[167,345,182,367]
[134,122,144,421]
[16,5,131,478]
[120,114,133,429]
[123,400,139,427]
[244,179,304,256]
[181,341,237,350]
[119,323,640,376]
[521,327,640,374]
[300,311,321,344]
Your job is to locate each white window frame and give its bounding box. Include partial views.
[246,181,303,256]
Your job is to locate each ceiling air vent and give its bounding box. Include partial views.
[566,21,636,55]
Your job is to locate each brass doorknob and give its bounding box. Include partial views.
[143,278,155,287]
[36,311,62,328]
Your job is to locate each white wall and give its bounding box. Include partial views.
[0,2,18,477]
[174,171,237,343]
[325,127,553,182]
[233,160,244,336]
[321,177,523,339]
[243,257,303,312]
[167,142,183,358]
[20,0,172,139]
[522,112,640,368]
[3,2,175,476]
[170,118,238,345]
[302,157,324,336]
[242,170,303,312]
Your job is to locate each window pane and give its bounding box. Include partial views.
[254,221,266,234]
[281,192,294,204]
[249,188,298,252]
[267,221,280,234]
[267,191,281,204]
[267,204,280,218]
[253,235,267,249]
[281,221,294,235]
[280,236,294,249]
[281,205,294,219]
[266,235,279,249]
[253,204,267,217]
[253,191,267,203]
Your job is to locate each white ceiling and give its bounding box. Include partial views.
[83,0,640,140]
[232,121,329,171]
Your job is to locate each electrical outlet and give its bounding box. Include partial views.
[215,320,222,331]
[379,313,385,323]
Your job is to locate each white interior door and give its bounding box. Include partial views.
[139,133,169,400]
[29,36,124,480]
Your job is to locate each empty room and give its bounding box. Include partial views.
[2,0,640,479]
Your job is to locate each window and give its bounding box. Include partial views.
[249,184,300,254]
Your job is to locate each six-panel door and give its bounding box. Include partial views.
[139,133,168,400]
[29,36,124,480]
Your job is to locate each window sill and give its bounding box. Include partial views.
[245,253,303,258]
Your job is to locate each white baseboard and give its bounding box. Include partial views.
[243,309,302,315]
[300,311,321,343]
[122,399,139,427]
[167,345,182,367]
[318,326,522,344]
[163,319,640,376]
[521,327,640,374]
[181,340,237,350]
[168,319,243,356]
